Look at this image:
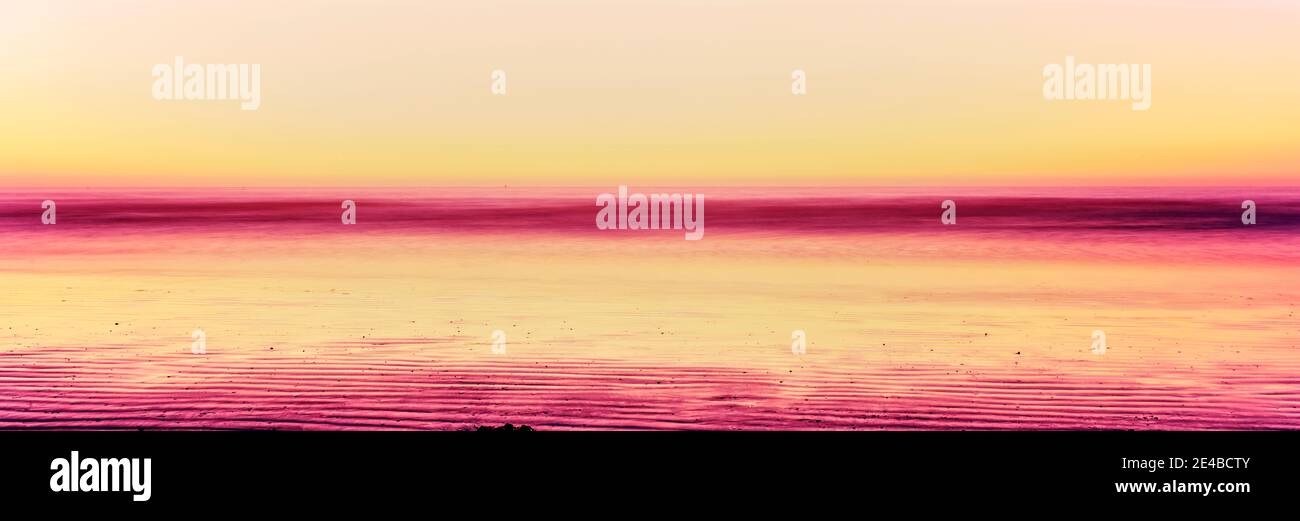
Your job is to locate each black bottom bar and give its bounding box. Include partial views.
[1,431,1290,510]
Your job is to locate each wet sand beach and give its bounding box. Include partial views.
[1,187,1297,429]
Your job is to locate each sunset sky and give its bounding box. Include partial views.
[1,0,1296,186]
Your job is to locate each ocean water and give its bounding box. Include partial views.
[1,187,1297,429]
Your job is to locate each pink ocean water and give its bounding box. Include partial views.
[1,187,1297,429]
